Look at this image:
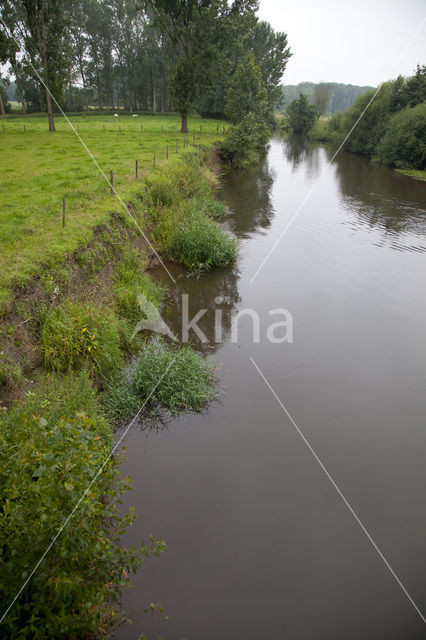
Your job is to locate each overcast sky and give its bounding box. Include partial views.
[258,0,426,87]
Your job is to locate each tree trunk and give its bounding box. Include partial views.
[181,112,188,133]
[18,83,26,114]
[152,84,156,113]
[45,84,55,131]
[12,62,27,114]
[0,91,5,116]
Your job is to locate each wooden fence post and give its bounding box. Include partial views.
[135,159,138,178]
[62,196,66,228]
[153,153,156,168]
[23,124,26,133]
[110,170,114,195]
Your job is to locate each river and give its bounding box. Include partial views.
[113,137,426,639]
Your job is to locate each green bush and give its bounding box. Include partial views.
[40,302,123,377]
[164,207,236,272]
[0,404,165,638]
[221,112,270,168]
[132,339,216,414]
[375,103,426,169]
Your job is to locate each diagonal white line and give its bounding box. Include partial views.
[250,355,426,625]
[0,17,176,284]
[249,16,426,285]
[0,357,176,624]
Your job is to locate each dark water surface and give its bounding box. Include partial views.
[114,138,426,640]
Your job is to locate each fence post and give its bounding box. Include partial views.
[140,124,143,133]
[193,133,195,145]
[153,153,156,168]
[135,159,138,178]
[176,139,178,153]
[62,196,66,228]
[103,124,105,133]
[166,145,168,159]
[110,170,114,195]
[119,125,121,133]
[23,124,26,133]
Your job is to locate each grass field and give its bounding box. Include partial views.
[0,113,224,309]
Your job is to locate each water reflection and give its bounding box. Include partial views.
[217,152,275,235]
[282,134,323,179]
[327,146,426,249]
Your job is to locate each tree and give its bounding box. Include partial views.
[22,0,70,131]
[313,82,332,117]
[287,93,317,135]
[225,54,268,124]
[141,0,227,132]
[375,102,426,169]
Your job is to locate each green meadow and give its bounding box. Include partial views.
[0,114,224,309]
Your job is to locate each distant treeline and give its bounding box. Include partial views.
[279,82,373,114]
[0,0,291,133]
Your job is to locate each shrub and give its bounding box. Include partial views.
[0,405,165,638]
[164,207,237,272]
[375,103,426,169]
[221,112,270,168]
[40,302,123,377]
[132,339,216,414]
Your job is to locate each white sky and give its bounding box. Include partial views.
[258,0,426,86]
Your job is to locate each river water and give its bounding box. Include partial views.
[114,137,426,640]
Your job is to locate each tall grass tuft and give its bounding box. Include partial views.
[164,207,236,273]
[132,338,216,414]
[113,250,166,324]
[40,301,123,377]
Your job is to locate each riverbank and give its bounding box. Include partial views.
[0,139,235,636]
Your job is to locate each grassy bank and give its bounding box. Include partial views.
[396,168,426,181]
[0,114,224,311]
[0,123,234,637]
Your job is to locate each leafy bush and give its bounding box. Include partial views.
[132,339,216,414]
[374,103,426,169]
[221,112,270,168]
[0,405,165,638]
[164,207,236,272]
[40,302,123,377]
